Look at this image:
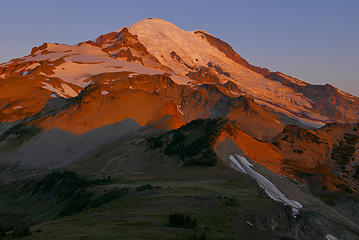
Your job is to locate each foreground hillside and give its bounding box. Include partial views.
[0,119,358,240]
[0,166,296,240]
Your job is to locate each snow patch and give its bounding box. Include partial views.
[229,155,247,174]
[15,67,25,73]
[170,74,192,85]
[274,119,281,124]
[41,82,66,98]
[85,81,95,87]
[229,154,303,216]
[246,221,253,226]
[50,93,59,98]
[61,83,77,97]
[101,90,109,95]
[229,90,240,96]
[176,105,184,115]
[325,234,338,240]
[128,73,138,77]
[12,106,23,109]
[26,62,40,71]
[21,42,175,88]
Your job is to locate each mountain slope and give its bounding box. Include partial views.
[272,122,359,192]
[128,18,359,125]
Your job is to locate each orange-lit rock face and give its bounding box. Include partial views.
[35,88,183,135]
[0,56,83,122]
[269,123,359,191]
[225,96,284,141]
[0,66,284,138]
[34,73,185,135]
[215,121,359,192]
[272,125,329,170]
[0,38,174,126]
[0,59,287,140]
[215,125,283,174]
[0,75,80,123]
[95,28,172,72]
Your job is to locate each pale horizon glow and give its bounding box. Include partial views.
[0,0,358,96]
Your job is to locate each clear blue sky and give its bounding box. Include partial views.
[1,0,358,96]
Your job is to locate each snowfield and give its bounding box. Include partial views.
[325,234,338,240]
[17,42,194,97]
[128,18,326,126]
[101,90,109,95]
[229,154,303,216]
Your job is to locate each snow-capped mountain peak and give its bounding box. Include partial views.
[0,18,358,129]
[129,18,250,77]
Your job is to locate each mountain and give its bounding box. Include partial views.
[1,18,358,132]
[0,18,359,240]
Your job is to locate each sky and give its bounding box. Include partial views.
[0,0,358,96]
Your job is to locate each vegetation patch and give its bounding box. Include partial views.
[90,176,113,186]
[217,195,239,207]
[136,184,153,192]
[0,171,128,233]
[11,222,32,238]
[281,135,289,141]
[0,123,41,151]
[36,172,129,217]
[345,133,359,143]
[293,149,304,154]
[331,133,359,166]
[58,187,128,217]
[58,190,93,217]
[292,170,315,178]
[304,131,322,144]
[147,118,231,167]
[147,136,163,149]
[319,194,338,206]
[33,170,89,201]
[182,231,207,240]
[272,141,280,149]
[332,182,354,194]
[353,166,359,180]
[168,213,198,229]
[92,188,129,208]
[0,224,5,238]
